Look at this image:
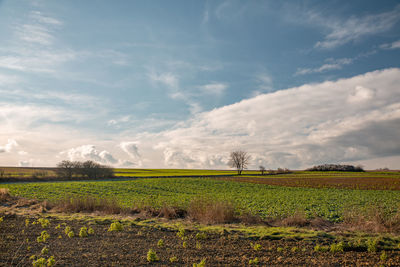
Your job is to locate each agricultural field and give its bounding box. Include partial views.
[2,177,400,222]
[2,170,400,265]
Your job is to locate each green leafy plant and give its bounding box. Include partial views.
[37,231,50,243]
[177,228,185,240]
[169,256,178,263]
[193,259,206,267]
[25,219,30,227]
[291,246,299,252]
[249,257,259,265]
[367,238,378,252]
[47,256,55,266]
[79,226,88,238]
[32,257,46,267]
[157,239,164,248]
[41,246,48,255]
[64,226,71,236]
[330,242,345,253]
[146,249,159,262]
[55,224,61,230]
[38,218,50,228]
[182,241,187,248]
[252,243,261,251]
[196,242,202,250]
[67,231,74,238]
[88,227,94,235]
[314,244,329,252]
[108,221,123,232]
[277,247,283,252]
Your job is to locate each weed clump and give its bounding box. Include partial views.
[79,226,88,238]
[146,249,159,262]
[314,245,329,252]
[108,221,123,232]
[88,227,94,235]
[41,246,48,255]
[193,259,206,267]
[330,242,345,253]
[37,231,50,243]
[169,256,178,263]
[67,231,74,238]
[157,239,164,248]
[249,257,259,265]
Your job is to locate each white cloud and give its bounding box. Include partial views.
[313,5,400,49]
[295,58,353,75]
[60,145,118,165]
[0,139,18,153]
[198,82,227,95]
[30,11,62,26]
[149,72,179,89]
[380,40,400,50]
[151,68,400,169]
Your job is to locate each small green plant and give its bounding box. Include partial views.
[108,221,123,232]
[88,227,94,235]
[314,244,329,252]
[47,256,55,266]
[252,243,261,251]
[367,238,378,252]
[193,258,206,267]
[64,226,71,236]
[330,242,345,253]
[177,228,185,240]
[291,246,299,252]
[146,249,159,262]
[195,232,207,240]
[25,219,30,227]
[169,256,178,263]
[41,246,48,255]
[37,231,50,243]
[55,224,61,230]
[157,239,164,248]
[67,231,74,238]
[196,242,202,250]
[58,235,62,239]
[38,218,50,228]
[380,251,387,261]
[0,217,3,223]
[277,247,283,252]
[249,257,259,265]
[32,257,46,267]
[27,246,31,251]
[79,227,88,238]
[182,241,187,248]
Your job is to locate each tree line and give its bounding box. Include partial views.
[56,160,114,179]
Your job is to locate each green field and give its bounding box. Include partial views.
[2,177,400,222]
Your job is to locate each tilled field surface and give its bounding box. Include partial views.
[1,214,400,266]
[218,176,400,190]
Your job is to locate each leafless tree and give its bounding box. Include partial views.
[259,165,266,175]
[228,151,250,175]
[0,168,4,178]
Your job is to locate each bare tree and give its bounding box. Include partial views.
[259,165,266,175]
[56,160,76,179]
[0,168,4,179]
[228,151,250,175]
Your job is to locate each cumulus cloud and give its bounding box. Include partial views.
[0,139,18,153]
[151,68,400,169]
[119,141,142,166]
[61,145,118,165]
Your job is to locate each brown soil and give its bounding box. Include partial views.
[1,214,400,266]
[218,176,400,190]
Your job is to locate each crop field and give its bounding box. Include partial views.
[2,177,400,222]
[223,171,400,190]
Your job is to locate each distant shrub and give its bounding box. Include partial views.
[56,160,114,179]
[307,164,364,172]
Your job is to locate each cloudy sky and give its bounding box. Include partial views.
[0,0,399,169]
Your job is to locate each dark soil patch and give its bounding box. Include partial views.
[1,215,400,266]
[218,176,400,190]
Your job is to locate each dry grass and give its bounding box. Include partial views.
[0,188,10,202]
[54,196,124,214]
[341,206,400,233]
[279,211,310,227]
[188,197,236,224]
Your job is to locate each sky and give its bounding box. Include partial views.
[0,0,399,170]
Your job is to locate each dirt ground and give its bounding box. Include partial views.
[1,213,400,266]
[218,176,400,190]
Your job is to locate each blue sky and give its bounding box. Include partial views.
[0,0,399,169]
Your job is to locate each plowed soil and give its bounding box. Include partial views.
[1,214,400,266]
[218,176,400,190]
